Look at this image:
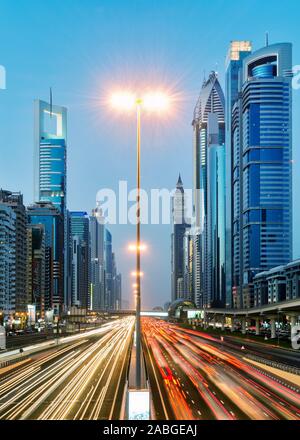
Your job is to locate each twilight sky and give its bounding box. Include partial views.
[0,0,299,309]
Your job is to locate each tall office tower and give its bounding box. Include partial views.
[171,175,190,302]
[27,202,64,316]
[206,114,226,307]
[192,229,201,306]
[183,229,194,301]
[225,41,252,309]
[230,42,293,308]
[89,208,105,310]
[192,72,225,308]
[70,212,90,309]
[34,99,68,309]
[104,228,113,309]
[114,273,122,310]
[27,224,45,318]
[34,100,67,212]
[0,190,27,312]
[0,205,16,315]
[64,209,72,308]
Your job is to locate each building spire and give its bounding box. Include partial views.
[177,173,183,187]
[265,31,269,47]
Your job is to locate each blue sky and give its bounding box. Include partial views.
[0,0,299,308]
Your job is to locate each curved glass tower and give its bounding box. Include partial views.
[192,72,226,307]
[34,100,67,214]
[232,43,293,308]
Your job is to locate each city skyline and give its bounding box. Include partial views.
[1,0,300,309]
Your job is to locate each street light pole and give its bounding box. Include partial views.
[136,101,142,389]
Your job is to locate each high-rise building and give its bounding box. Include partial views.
[183,229,194,301]
[27,202,64,316]
[0,190,27,312]
[229,42,293,308]
[0,205,16,315]
[26,224,45,318]
[114,273,122,310]
[104,228,113,309]
[171,175,190,302]
[225,41,252,308]
[207,114,226,307]
[192,72,225,308]
[34,100,67,213]
[34,99,69,309]
[70,212,90,309]
[89,208,105,310]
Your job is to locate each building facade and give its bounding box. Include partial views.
[27,202,64,316]
[230,43,293,308]
[0,205,16,315]
[89,208,105,310]
[192,72,225,308]
[70,212,90,309]
[225,41,252,308]
[171,175,190,302]
[26,224,45,318]
[254,259,300,306]
[0,190,27,313]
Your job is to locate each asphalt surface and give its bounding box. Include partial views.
[0,317,134,420]
[142,318,300,420]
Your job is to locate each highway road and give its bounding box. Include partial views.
[0,317,134,420]
[142,318,300,420]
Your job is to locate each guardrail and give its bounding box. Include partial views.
[245,353,300,376]
[0,354,30,370]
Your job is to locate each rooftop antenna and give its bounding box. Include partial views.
[265,31,269,47]
[50,87,53,118]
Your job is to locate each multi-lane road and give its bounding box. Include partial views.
[142,318,300,420]
[0,317,134,420]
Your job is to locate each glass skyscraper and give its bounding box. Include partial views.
[229,42,293,308]
[225,41,252,308]
[34,100,67,213]
[70,212,90,309]
[171,175,190,302]
[192,72,225,308]
[27,202,64,315]
[89,208,105,310]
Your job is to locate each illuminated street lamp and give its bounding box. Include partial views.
[110,90,169,389]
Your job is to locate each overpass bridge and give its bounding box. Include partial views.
[181,298,300,338]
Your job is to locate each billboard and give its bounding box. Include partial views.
[27,304,36,325]
[0,325,6,350]
[128,390,150,420]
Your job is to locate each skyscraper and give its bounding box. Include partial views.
[89,208,105,310]
[0,204,16,315]
[225,41,252,308]
[26,224,45,318]
[192,72,225,308]
[229,42,293,308]
[34,100,67,213]
[0,190,27,313]
[207,114,226,307]
[27,202,64,316]
[70,212,90,309]
[171,175,190,302]
[34,99,69,308]
[104,228,113,309]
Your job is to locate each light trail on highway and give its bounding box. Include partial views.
[142,318,300,420]
[0,317,134,420]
